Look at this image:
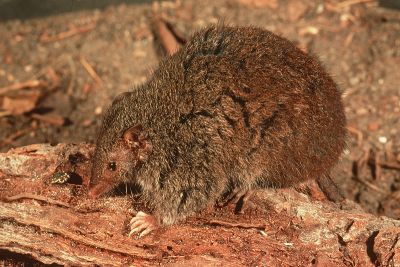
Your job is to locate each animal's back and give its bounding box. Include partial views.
[149,25,347,192]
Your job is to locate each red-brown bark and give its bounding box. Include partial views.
[0,143,399,266]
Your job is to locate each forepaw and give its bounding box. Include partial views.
[128,211,158,238]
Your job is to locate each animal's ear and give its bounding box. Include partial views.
[122,124,143,148]
[122,124,152,160]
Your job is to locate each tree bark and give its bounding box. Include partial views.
[0,143,399,266]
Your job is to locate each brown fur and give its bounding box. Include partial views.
[89,25,347,225]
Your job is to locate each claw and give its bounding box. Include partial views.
[220,188,252,214]
[128,211,158,238]
[139,226,155,238]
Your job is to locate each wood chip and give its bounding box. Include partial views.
[335,0,377,9]
[380,161,400,170]
[0,110,12,118]
[40,22,96,43]
[4,193,71,208]
[239,0,278,9]
[206,219,266,230]
[368,121,380,132]
[154,16,181,56]
[1,91,41,115]
[347,126,363,147]
[353,175,387,195]
[0,79,48,95]
[31,113,66,126]
[353,146,370,178]
[384,141,395,163]
[79,56,103,86]
[369,150,382,180]
[344,32,355,47]
[299,26,319,36]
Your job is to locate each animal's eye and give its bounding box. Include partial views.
[108,162,117,171]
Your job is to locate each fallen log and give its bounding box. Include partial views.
[0,143,399,266]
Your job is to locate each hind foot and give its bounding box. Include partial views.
[220,188,252,214]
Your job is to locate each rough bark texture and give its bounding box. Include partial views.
[0,143,399,266]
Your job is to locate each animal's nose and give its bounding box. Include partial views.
[88,182,106,199]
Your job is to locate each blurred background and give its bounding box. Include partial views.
[0,0,399,220]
